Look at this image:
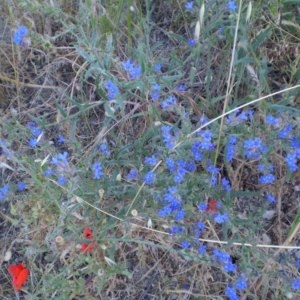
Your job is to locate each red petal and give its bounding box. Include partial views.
[13,269,29,291]
[8,263,29,291]
[206,199,218,214]
[80,243,94,253]
[8,264,23,278]
[83,228,93,240]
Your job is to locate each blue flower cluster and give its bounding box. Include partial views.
[158,187,184,221]
[43,152,70,185]
[291,278,300,291]
[161,125,178,149]
[213,248,237,273]
[228,0,237,12]
[92,162,103,180]
[243,137,267,160]
[27,122,43,148]
[150,83,161,100]
[191,130,215,161]
[13,25,28,45]
[122,59,142,79]
[105,80,119,100]
[258,163,276,184]
[266,193,276,203]
[144,170,156,185]
[225,135,237,163]
[226,110,253,125]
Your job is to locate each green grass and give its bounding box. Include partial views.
[0,0,300,299]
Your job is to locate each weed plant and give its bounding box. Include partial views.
[0,0,300,299]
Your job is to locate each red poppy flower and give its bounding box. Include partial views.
[7,263,29,291]
[80,228,95,253]
[83,227,93,240]
[205,199,218,214]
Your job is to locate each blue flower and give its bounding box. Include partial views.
[224,261,237,273]
[158,205,172,217]
[151,84,161,100]
[278,124,293,139]
[17,182,26,191]
[169,225,185,234]
[214,212,228,224]
[185,1,194,11]
[0,184,9,201]
[44,167,53,177]
[191,142,203,161]
[13,25,28,45]
[198,202,208,211]
[177,84,186,92]
[27,121,42,137]
[291,278,300,291]
[57,135,65,145]
[0,139,12,158]
[51,152,68,167]
[185,161,196,172]
[144,171,155,185]
[126,168,138,181]
[159,186,184,219]
[92,162,103,180]
[213,248,237,273]
[153,63,162,73]
[175,209,185,221]
[194,221,205,236]
[98,143,111,157]
[57,175,67,185]
[196,130,214,150]
[225,135,237,163]
[221,178,231,191]
[181,240,191,249]
[161,125,177,149]
[161,95,176,109]
[31,127,42,137]
[188,38,196,47]
[213,249,230,262]
[105,80,119,100]
[171,159,189,183]
[144,155,157,166]
[207,165,219,175]
[28,137,38,148]
[291,137,300,148]
[258,174,276,184]
[266,193,276,203]
[228,0,237,12]
[166,157,176,172]
[173,167,186,183]
[258,163,274,173]
[285,152,298,172]
[265,115,280,126]
[226,110,252,125]
[225,286,239,300]
[198,244,206,254]
[235,276,247,290]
